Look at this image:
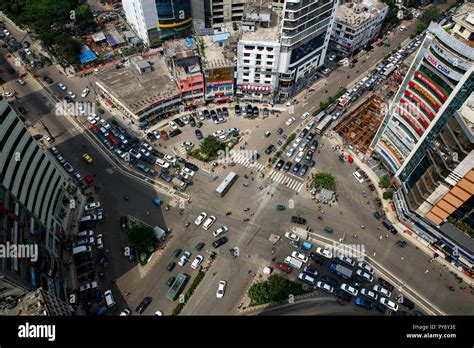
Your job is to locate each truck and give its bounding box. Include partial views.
[330,262,353,279]
[172,177,187,190]
[284,256,303,270]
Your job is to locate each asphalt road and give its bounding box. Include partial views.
[2,4,472,317]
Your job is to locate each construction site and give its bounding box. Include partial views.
[334,94,385,154]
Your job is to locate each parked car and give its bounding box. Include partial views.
[135,297,152,314]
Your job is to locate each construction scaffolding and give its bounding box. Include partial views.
[334,95,385,154]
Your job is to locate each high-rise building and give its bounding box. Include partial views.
[370,2,474,270]
[236,0,337,103]
[1,288,72,316]
[123,0,192,46]
[277,0,338,101]
[0,97,79,305]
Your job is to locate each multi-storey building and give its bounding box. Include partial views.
[277,0,338,101]
[200,32,236,103]
[236,3,281,103]
[123,0,192,46]
[1,288,72,316]
[330,0,389,56]
[0,97,80,305]
[164,38,205,107]
[370,2,474,270]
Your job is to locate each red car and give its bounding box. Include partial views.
[108,134,119,145]
[160,130,169,141]
[90,125,99,134]
[276,262,292,274]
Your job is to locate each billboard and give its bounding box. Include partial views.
[206,66,234,85]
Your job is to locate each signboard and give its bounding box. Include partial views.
[414,71,447,101]
[424,53,462,81]
[408,81,441,110]
[404,89,438,116]
[207,66,233,84]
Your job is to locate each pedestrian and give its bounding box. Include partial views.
[424,269,429,274]
[385,234,388,238]
[379,236,383,240]
[400,256,404,260]
[146,211,150,215]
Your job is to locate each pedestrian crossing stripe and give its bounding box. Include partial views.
[230,154,264,171]
[268,170,304,192]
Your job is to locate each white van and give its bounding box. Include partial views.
[353,171,365,183]
[80,214,97,223]
[72,245,92,255]
[104,290,116,307]
[155,158,170,169]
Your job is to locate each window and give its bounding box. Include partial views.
[244,53,250,57]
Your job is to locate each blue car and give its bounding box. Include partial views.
[355,297,374,310]
[159,173,172,182]
[153,199,162,206]
[292,163,301,174]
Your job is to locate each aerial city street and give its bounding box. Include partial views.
[0,0,473,322]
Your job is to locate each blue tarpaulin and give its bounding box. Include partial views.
[213,33,230,42]
[79,45,97,63]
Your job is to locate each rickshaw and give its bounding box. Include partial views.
[396,240,407,248]
[276,205,286,211]
[264,131,271,138]
[153,198,163,206]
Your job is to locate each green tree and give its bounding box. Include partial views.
[247,274,311,306]
[378,175,391,189]
[311,172,336,191]
[74,4,95,34]
[420,7,441,24]
[381,0,400,28]
[383,190,394,200]
[129,225,157,254]
[200,135,224,158]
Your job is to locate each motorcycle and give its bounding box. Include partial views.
[185,222,190,228]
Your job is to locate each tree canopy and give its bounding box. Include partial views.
[311,172,336,191]
[248,274,311,306]
[129,225,158,254]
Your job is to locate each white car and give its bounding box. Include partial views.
[299,142,308,152]
[216,280,226,298]
[213,226,229,237]
[301,112,310,119]
[178,251,192,267]
[191,255,204,269]
[169,121,178,130]
[2,91,15,97]
[67,91,76,99]
[286,117,295,126]
[181,141,194,148]
[202,216,216,230]
[103,122,111,130]
[182,167,195,177]
[25,48,32,55]
[180,171,191,180]
[87,116,97,124]
[284,232,299,242]
[379,297,399,311]
[155,159,170,168]
[373,284,391,297]
[218,134,227,142]
[292,138,302,148]
[58,83,67,91]
[316,281,334,293]
[139,148,150,157]
[285,147,295,158]
[164,154,176,164]
[81,88,90,98]
[115,149,128,159]
[340,283,358,296]
[120,309,131,316]
[181,116,189,125]
[360,288,378,301]
[291,251,308,263]
[3,30,10,36]
[295,151,304,163]
[96,234,104,250]
[356,269,374,282]
[316,247,332,259]
[194,212,208,226]
[84,202,101,211]
[298,272,315,285]
[214,129,225,137]
[141,142,153,152]
[358,261,374,275]
[79,281,98,292]
[63,163,74,173]
[119,135,128,144]
[337,255,355,267]
[152,130,161,139]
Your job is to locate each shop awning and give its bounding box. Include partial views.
[241,85,272,92]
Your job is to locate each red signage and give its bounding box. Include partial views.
[407,82,441,110]
[206,80,233,87]
[399,98,430,128]
[403,90,438,118]
[414,71,447,102]
[397,107,424,136]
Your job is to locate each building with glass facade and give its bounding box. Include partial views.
[0,97,80,305]
[370,3,474,271]
[123,0,192,46]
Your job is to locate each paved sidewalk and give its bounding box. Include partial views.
[324,130,473,285]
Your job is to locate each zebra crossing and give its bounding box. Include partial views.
[268,170,305,192]
[230,153,265,172]
[176,145,187,155]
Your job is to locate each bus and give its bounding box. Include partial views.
[166,273,190,301]
[314,110,326,123]
[215,171,238,197]
[315,115,333,134]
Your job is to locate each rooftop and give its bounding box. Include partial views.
[163,38,197,60]
[335,0,387,28]
[200,33,236,70]
[94,54,180,114]
[240,3,281,43]
[439,222,474,255]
